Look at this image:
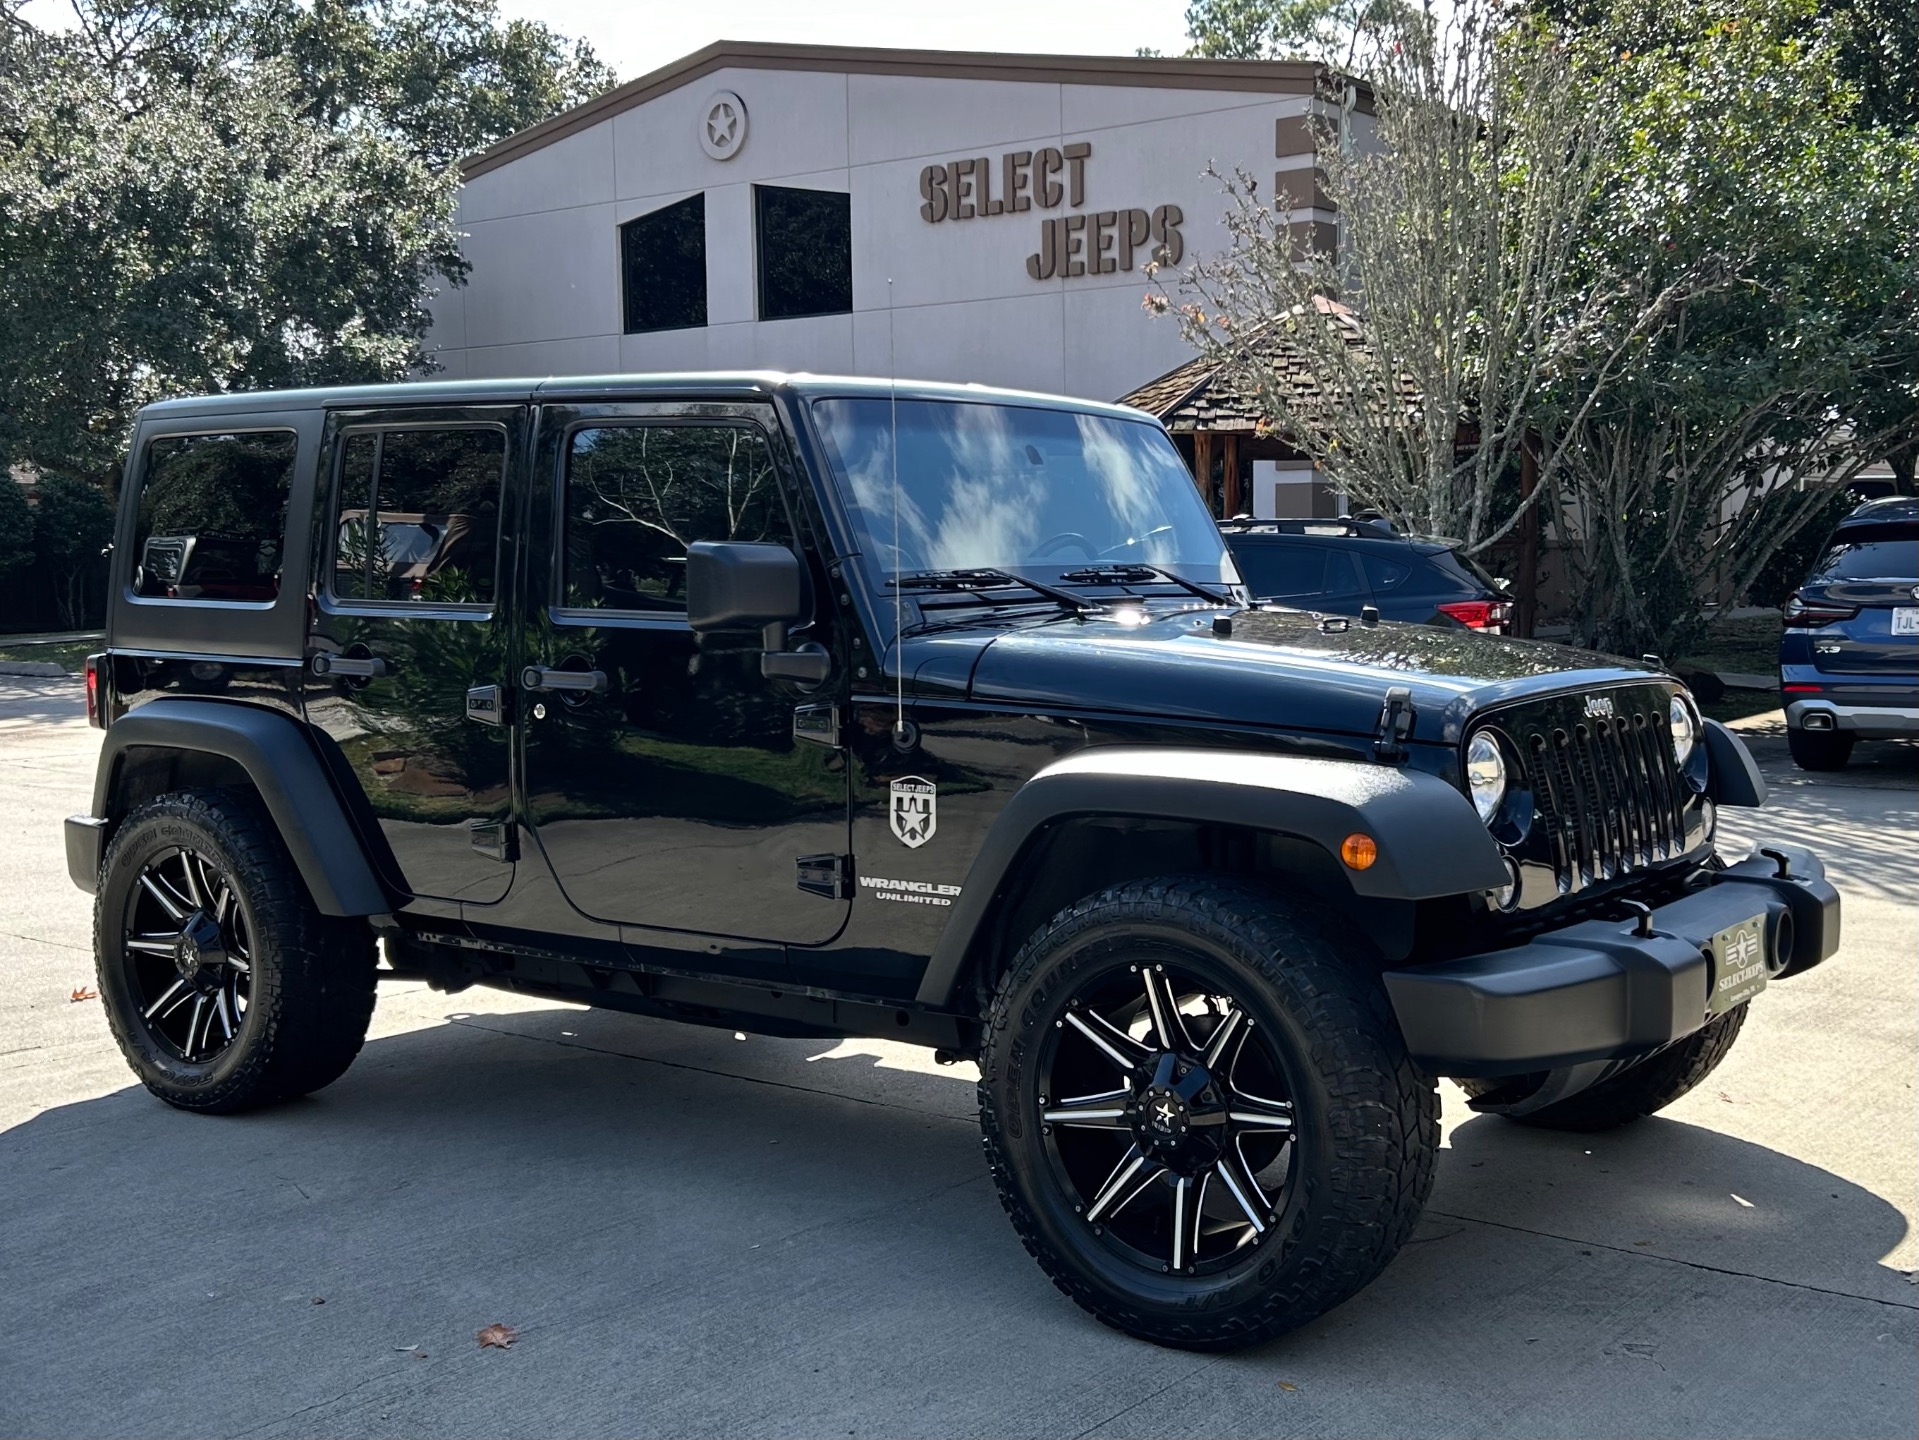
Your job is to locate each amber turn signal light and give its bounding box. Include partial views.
[1341,833,1378,870]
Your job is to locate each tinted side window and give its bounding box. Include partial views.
[332,428,506,604]
[1362,555,1411,591]
[562,425,787,612]
[134,431,295,602]
[1233,542,1362,600]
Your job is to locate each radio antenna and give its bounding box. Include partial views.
[889,277,908,748]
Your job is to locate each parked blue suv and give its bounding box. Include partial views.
[1779,497,1919,770]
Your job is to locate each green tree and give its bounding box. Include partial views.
[32,473,116,626]
[0,473,32,584]
[1548,0,1919,656]
[0,1,612,482]
[1182,0,1412,65]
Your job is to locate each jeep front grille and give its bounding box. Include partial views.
[1511,702,1689,894]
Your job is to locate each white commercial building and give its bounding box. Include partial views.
[428,41,1347,426]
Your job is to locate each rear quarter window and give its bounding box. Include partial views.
[132,431,296,604]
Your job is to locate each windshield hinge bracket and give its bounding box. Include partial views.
[1374,686,1414,762]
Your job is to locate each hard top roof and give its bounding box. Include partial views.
[136,372,1157,425]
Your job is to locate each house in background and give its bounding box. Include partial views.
[429,40,1356,447]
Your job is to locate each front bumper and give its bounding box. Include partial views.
[1383,844,1839,1077]
[1786,699,1919,738]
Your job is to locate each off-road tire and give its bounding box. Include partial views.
[977,876,1437,1351]
[1787,727,1853,771]
[1494,1005,1748,1133]
[95,789,377,1113]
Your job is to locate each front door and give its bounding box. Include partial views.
[304,407,522,907]
[518,403,850,946]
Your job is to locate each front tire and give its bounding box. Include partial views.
[1490,1006,1748,1133]
[978,877,1437,1351]
[1788,726,1853,771]
[94,789,377,1113]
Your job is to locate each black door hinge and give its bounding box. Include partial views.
[793,703,842,749]
[468,819,518,863]
[797,852,854,899]
[1374,685,1414,761]
[466,684,505,726]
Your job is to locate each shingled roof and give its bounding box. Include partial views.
[1119,297,1415,436]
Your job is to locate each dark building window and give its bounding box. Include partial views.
[755,185,852,321]
[621,193,707,333]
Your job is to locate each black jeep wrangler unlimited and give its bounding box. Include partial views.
[67,374,1840,1350]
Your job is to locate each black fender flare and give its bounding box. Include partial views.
[1703,718,1767,807]
[914,747,1508,1007]
[78,699,393,917]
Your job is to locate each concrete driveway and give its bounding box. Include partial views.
[1,675,1913,1439]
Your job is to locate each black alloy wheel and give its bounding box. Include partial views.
[120,846,255,1065]
[1039,961,1299,1276]
[95,790,377,1113]
[979,877,1437,1351]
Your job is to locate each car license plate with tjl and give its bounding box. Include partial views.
[1708,915,1769,1016]
[1891,607,1919,636]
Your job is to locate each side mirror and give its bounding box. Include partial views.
[685,541,830,686]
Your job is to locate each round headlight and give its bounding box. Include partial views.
[1670,693,1698,766]
[1466,731,1507,824]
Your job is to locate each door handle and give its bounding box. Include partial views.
[520,665,607,695]
[310,653,389,678]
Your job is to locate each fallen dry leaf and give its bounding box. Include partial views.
[477,1323,517,1350]
[1276,1381,1299,1392]
[69,987,97,1003]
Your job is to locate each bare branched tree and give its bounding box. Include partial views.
[1163,1,1680,550]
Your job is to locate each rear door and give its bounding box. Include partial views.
[303,406,524,907]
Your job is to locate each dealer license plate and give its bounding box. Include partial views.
[1708,915,1769,1016]
[1891,607,1919,636]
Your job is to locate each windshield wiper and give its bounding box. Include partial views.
[1056,564,1237,607]
[890,568,1100,616]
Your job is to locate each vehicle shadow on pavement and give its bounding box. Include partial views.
[3,1006,1913,1440]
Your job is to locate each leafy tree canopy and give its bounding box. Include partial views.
[0,1,613,481]
[1182,0,1413,65]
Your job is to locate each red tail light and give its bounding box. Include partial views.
[1783,594,1859,627]
[1437,600,1513,632]
[84,654,106,729]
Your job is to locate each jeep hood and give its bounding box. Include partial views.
[932,606,1666,747]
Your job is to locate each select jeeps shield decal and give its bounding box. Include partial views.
[889,776,937,849]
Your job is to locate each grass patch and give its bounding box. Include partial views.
[0,640,95,673]
[1673,613,1783,678]
[1701,691,1781,725]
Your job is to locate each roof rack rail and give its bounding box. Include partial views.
[1217,515,1398,539]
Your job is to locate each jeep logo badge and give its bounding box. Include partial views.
[1583,694,1616,719]
[890,777,937,849]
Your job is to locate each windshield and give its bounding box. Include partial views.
[810,398,1237,589]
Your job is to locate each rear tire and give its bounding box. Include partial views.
[94,789,377,1113]
[1490,1006,1748,1133]
[1788,727,1853,771]
[978,877,1437,1351]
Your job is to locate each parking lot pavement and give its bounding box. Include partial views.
[1,674,1912,1440]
